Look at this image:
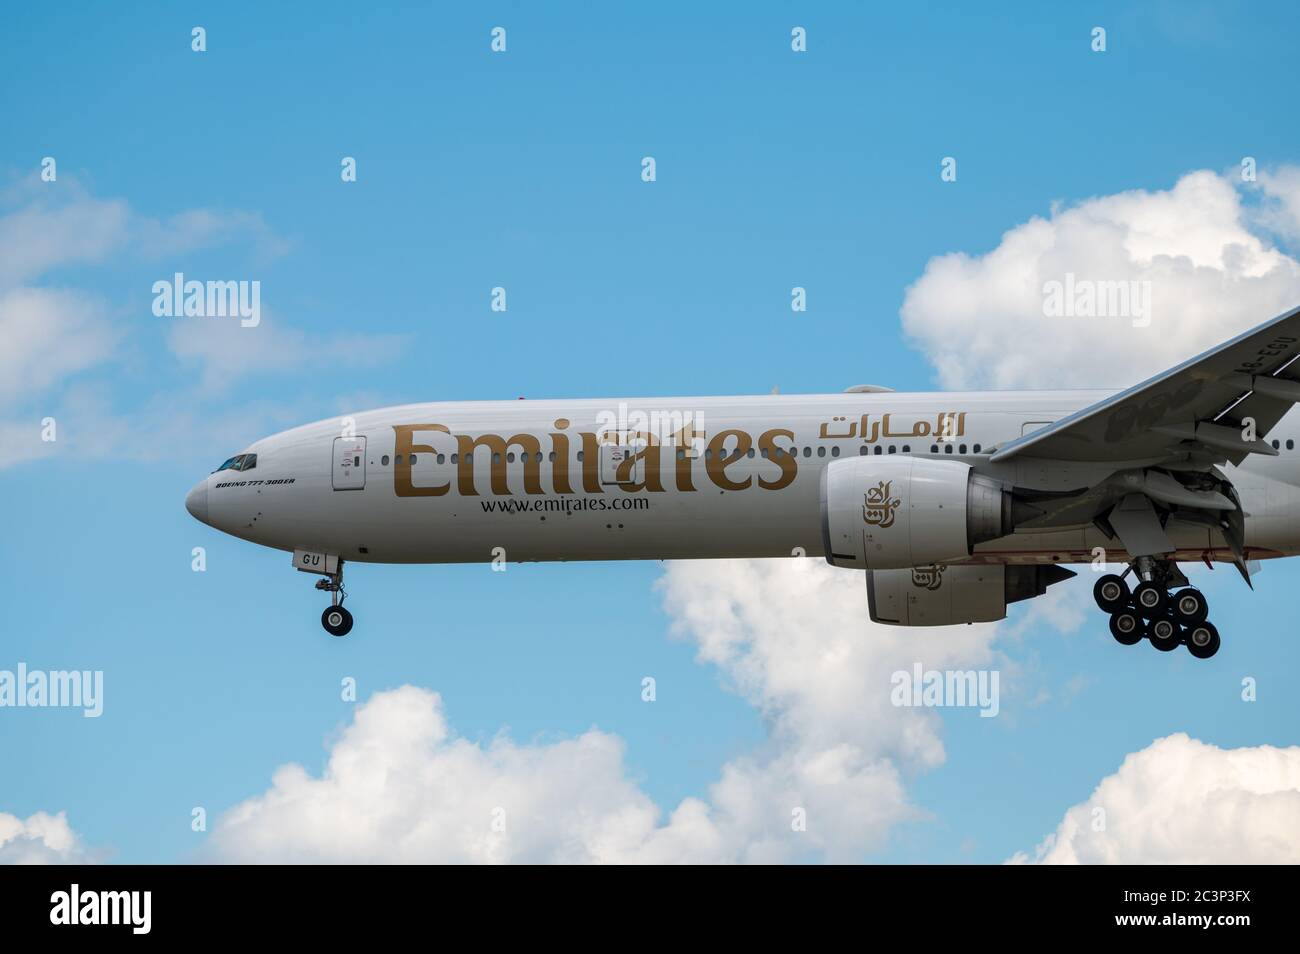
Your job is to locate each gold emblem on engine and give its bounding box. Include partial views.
[863,480,902,528]
[911,564,945,590]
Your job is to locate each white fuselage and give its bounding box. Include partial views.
[186,391,1300,567]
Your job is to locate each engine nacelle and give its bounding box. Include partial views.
[867,564,1077,626]
[820,456,1012,569]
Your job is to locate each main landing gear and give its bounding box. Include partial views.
[316,561,353,637]
[1094,559,1219,659]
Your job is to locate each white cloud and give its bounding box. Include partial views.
[0,810,97,864]
[0,180,286,415]
[1253,166,1300,245]
[0,191,130,287]
[0,179,396,461]
[167,312,409,392]
[134,208,288,261]
[209,685,706,863]
[0,288,117,404]
[901,168,1300,390]
[1010,733,1300,864]
[210,559,1009,863]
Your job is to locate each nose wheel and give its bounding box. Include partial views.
[314,562,354,637]
[1094,565,1219,659]
[321,605,354,637]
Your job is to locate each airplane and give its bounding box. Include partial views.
[186,304,1300,658]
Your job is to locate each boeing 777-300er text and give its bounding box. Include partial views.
[186,305,1300,658]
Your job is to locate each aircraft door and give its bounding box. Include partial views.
[332,436,367,490]
[599,433,645,486]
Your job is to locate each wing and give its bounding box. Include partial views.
[989,303,1300,465]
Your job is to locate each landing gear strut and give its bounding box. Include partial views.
[1093,560,1218,659]
[316,561,353,637]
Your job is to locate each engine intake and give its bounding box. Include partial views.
[820,456,1013,569]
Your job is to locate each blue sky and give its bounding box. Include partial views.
[3,2,1300,864]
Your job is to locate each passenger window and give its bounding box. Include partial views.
[817,447,826,458]
[437,454,445,464]
[409,454,417,465]
[859,446,868,456]
[944,445,953,454]
[1289,440,1295,450]
[902,445,911,453]
[874,446,882,455]
[931,445,938,454]
[382,455,390,466]
[888,445,896,454]
[973,444,981,453]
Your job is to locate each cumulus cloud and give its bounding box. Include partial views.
[901,168,1300,390]
[1010,733,1300,864]
[210,559,1017,863]
[0,810,97,864]
[209,685,719,864]
[1252,166,1300,245]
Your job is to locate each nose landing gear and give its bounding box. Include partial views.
[1094,563,1219,659]
[316,562,353,637]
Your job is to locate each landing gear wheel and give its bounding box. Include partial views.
[1186,621,1221,660]
[1147,617,1181,652]
[1109,610,1143,646]
[322,605,354,637]
[1133,581,1167,619]
[1171,588,1208,626]
[1094,574,1130,614]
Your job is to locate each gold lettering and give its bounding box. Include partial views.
[579,432,603,493]
[616,432,665,492]
[706,429,752,491]
[669,421,702,492]
[550,419,574,494]
[393,424,451,497]
[456,433,543,495]
[757,428,797,490]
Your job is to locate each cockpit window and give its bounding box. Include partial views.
[214,453,258,473]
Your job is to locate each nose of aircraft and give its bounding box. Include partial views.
[185,479,209,525]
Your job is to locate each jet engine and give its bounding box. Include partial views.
[820,456,1014,569]
[867,563,1077,626]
